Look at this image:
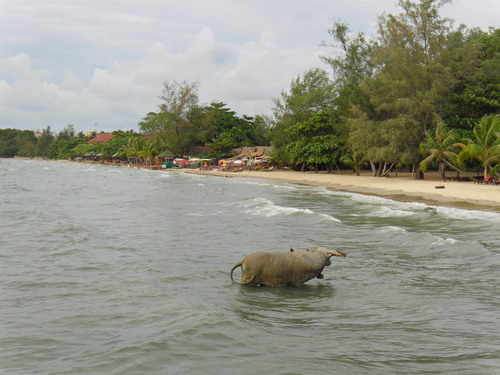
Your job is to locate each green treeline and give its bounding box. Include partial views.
[269,0,499,178]
[1,0,498,179]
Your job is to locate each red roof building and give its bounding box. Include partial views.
[88,133,115,143]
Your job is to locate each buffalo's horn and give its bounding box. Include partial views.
[331,246,346,257]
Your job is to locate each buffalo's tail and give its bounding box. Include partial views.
[230,261,243,284]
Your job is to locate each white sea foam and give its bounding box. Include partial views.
[430,237,460,247]
[375,206,416,217]
[242,197,341,222]
[379,226,408,234]
[243,198,313,217]
[233,179,299,191]
[312,186,500,223]
[435,206,500,223]
[318,213,342,222]
[379,227,463,250]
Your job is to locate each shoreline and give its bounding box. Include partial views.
[173,168,500,212]
[6,158,499,211]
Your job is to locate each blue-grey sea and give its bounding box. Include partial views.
[1,158,499,374]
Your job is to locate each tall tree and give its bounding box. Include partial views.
[271,68,336,164]
[36,126,55,156]
[285,110,345,172]
[57,124,76,140]
[442,27,500,129]
[321,22,374,116]
[348,0,457,177]
[140,80,200,156]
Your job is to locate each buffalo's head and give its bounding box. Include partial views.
[309,246,346,265]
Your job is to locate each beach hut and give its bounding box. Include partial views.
[162,160,174,168]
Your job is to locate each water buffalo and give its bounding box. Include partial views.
[230,246,346,287]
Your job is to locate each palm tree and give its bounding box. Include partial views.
[341,150,368,176]
[419,122,460,181]
[123,135,145,164]
[141,140,160,165]
[456,114,500,179]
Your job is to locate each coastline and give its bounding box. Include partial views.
[6,158,498,211]
[173,168,500,211]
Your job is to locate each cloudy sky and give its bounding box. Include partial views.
[1,0,498,133]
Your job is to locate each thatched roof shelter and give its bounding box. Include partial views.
[230,146,273,160]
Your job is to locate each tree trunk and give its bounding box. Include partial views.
[413,164,425,180]
[301,162,306,172]
[377,161,384,177]
[370,161,377,176]
[439,162,446,181]
[382,162,388,176]
[334,162,341,174]
[381,162,397,177]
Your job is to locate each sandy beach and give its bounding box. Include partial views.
[176,168,500,211]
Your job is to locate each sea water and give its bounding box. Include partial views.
[1,159,499,374]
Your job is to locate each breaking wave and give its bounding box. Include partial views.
[242,197,341,222]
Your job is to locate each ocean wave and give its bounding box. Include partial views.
[436,206,500,223]
[242,197,341,222]
[243,197,313,217]
[232,179,300,191]
[370,206,415,217]
[315,188,500,223]
[318,213,342,222]
[376,227,465,253]
[430,236,459,247]
[378,225,408,234]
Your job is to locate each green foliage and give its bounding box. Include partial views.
[442,28,500,129]
[140,80,200,157]
[198,103,265,153]
[271,68,336,165]
[70,143,100,158]
[285,110,345,171]
[139,89,270,156]
[47,137,88,159]
[456,114,500,178]
[36,127,55,156]
[337,0,491,175]
[57,125,76,140]
[340,151,368,175]
[0,129,38,157]
[321,21,374,117]
[138,112,166,134]
[419,122,460,179]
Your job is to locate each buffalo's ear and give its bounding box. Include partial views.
[290,248,295,252]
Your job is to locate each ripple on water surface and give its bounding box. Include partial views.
[1,159,499,375]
